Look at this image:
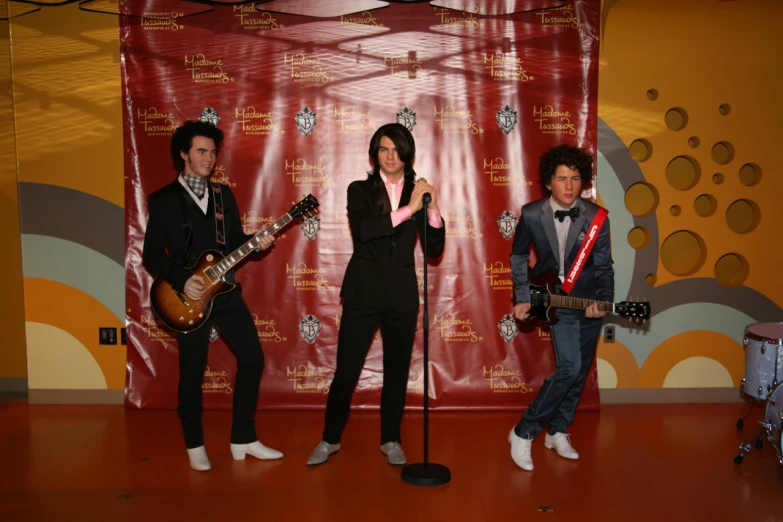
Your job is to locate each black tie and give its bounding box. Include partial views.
[554,207,579,222]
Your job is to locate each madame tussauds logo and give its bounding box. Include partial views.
[286,364,329,394]
[433,6,483,28]
[434,105,483,135]
[286,262,331,290]
[416,267,435,291]
[384,53,428,79]
[483,364,533,393]
[537,4,583,29]
[252,315,287,343]
[141,314,175,341]
[484,261,513,291]
[333,106,374,134]
[185,54,234,84]
[445,212,483,240]
[483,53,533,82]
[210,165,236,188]
[341,11,384,26]
[434,312,484,343]
[285,158,332,187]
[284,53,332,83]
[241,211,277,236]
[235,107,283,136]
[234,6,282,30]
[202,366,233,394]
[533,105,577,135]
[141,12,184,31]
[483,157,531,187]
[138,108,176,136]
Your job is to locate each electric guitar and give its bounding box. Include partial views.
[150,194,319,333]
[526,273,650,323]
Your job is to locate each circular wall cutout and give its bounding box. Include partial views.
[711,141,735,165]
[629,139,652,162]
[688,136,700,148]
[627,227,651,249]
[712,173,724,185]
[725,199,759,234]
[670,205,681,216]
[718,104,731,115]
[645,274,657,286]
[694,194,717,217]
[624,182,658,216]
[739,163,761,186]
[666,156,700,190]
[714,253,748,288]
[647,89,659,101]
[660,230,706,276]
[665,108,688,131]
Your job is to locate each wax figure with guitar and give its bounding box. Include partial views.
[507,144,648,472]
[142,119,317,471]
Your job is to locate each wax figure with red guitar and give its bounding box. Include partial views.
[142,120,293,471]
[508,144,626,471]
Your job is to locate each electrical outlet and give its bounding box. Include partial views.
[604,325,615,343]
[121,328,127,345]
[99,327,118,345]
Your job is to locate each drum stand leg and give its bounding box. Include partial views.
[734,425,765,465]
[736,400,755,430]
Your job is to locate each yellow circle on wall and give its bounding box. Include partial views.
[660,230,705,276]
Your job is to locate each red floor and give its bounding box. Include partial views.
[0,401,781,522]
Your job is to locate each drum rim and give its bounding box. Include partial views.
[744,322,783,345]
[764,382,783,419]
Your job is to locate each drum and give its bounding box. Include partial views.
[741,322,783,400]
[763,382,783,465]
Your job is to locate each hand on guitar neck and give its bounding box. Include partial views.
[182,226,276,301]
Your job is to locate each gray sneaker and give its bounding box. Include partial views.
[306,441,340,466]
[380,442,407,466]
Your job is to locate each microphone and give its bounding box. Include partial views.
[418,177,432,204]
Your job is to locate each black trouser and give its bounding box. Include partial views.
[177,289,264,449]
[514,309,603,439]
[322,302,417,445]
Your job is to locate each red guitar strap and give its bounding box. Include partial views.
[561,207,608,294]
[211,182,226,248]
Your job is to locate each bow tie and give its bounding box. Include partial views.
[554,207,579,222]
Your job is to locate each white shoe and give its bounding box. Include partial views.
[508,429,534,471]
[544,432,579,460]
[187,446,212,471]
[230,441,283,460]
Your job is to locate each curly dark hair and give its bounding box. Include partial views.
[367,123,417,183]
[538,144,593,195]
[170,120,224,172]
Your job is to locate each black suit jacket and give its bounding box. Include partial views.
[510,197,614,303]
[339,175,446,312]
[142,180,252,293]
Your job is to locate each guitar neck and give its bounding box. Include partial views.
[549,294,614,313]
[211,213,293,277]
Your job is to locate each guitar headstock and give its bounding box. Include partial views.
[615,300,650,320]
[289,194,320,219]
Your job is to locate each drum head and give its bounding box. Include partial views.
[746,322,783,344]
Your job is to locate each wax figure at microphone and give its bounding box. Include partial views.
[142,120,282,471]
[507,144,614,471]
[307,123,446,466]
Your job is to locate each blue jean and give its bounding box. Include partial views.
[514,309,603,440]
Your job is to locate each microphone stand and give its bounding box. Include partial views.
[401,193,451,486]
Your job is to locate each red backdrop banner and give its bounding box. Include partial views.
[123,0,602,411]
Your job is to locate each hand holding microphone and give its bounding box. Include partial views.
[410,177,438,213]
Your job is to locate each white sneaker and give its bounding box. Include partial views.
[186,446,212,471]
[230,441,283,460]
[544,432,579,460]
[508,429,534,471]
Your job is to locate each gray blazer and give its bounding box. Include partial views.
[510,197,614,304]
